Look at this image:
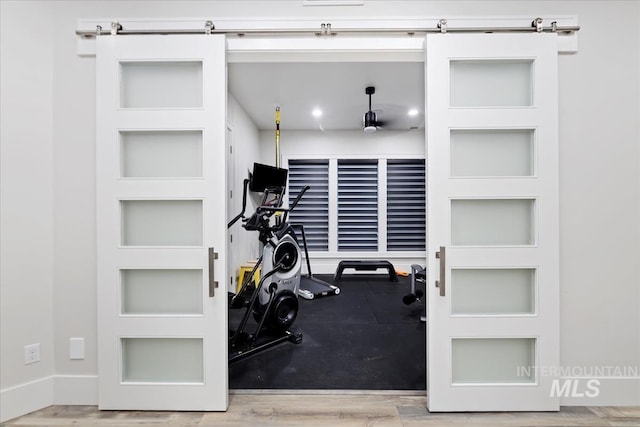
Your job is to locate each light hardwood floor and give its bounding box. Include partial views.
[3,392,640,426]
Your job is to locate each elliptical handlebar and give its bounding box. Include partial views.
[227,178,310,235]
[290,185,310,211]
[255,185,308,227]
[227,178,250,229]
[257,185,310,214]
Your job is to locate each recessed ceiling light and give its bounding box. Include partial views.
[312,108,323,117]
[408,108,419,117]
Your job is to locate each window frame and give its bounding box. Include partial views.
[284,154,426,260]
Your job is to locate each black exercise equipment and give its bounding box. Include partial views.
[228,163,309,364]
[403,264,426,323]
[334,260,399,282]
[291,224,340,300]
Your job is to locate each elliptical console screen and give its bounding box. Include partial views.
[260,186,285,208]
[250,163,288,193]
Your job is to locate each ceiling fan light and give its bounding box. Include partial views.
[363,110,377,132]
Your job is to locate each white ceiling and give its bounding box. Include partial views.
[228,61,425,132]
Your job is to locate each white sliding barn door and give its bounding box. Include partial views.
[96,35,228,410]
[425,33,560,411]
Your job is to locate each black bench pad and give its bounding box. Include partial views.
[334,260,398,282]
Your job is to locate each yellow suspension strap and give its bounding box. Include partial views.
[274,106,283,225]
[275,106,281,168]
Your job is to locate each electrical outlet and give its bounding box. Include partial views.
[24,343,40,364]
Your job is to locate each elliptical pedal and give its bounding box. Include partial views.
[288,331,303,344]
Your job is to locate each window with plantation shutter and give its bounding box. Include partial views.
[337,159,378,251]
[287,159,329,251]
[387,159,426,251]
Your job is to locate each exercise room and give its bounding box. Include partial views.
[2,1,639,424]
[225,60,427,390]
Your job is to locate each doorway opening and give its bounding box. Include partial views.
[225,59,427,391]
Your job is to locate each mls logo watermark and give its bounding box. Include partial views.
[549,378,600,398]
[516,365,639,398]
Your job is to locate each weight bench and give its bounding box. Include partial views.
[334,260,398,282]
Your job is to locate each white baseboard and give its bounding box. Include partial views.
[0,374,98,423]
[0,376,54,423]
[54,375,98,405]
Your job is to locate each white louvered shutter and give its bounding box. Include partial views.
[288,159,329,251]
[387,159,426,251]
[337,159,378,251]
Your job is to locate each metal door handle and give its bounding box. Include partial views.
[435,246,446,297]
[208,247,219,297]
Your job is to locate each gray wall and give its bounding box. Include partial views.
[1,0,638,419]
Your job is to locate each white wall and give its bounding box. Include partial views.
[0,1,638,421]
[227,96,262,287]
[260,129,425,161]
[0,2,56,421]
[553,2,640,405]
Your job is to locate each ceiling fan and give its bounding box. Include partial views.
[362,86,385,133]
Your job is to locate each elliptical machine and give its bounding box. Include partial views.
[227,164,310,364]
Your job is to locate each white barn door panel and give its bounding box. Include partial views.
[426,33,560,411]
[96,35,228,410]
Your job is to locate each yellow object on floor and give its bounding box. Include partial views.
[237,261,261,293]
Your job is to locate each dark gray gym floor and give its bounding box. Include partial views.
[229,274,426,390]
